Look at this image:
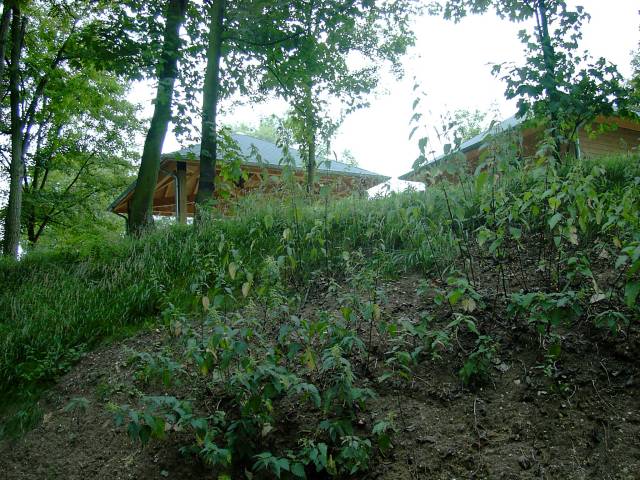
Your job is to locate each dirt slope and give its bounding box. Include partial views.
[2,274,639,480]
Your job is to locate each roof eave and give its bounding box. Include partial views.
[109,158,389,213]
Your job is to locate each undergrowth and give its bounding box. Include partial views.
[1,151,639,477]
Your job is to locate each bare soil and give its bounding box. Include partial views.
[2,259,640,479]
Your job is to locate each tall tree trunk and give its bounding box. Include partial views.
[195,0,225,217]
[127,0,187,235]
[303,2,316,194]
[306,132,316,193]
[0,2,12,85]
[2,6,26,258]
[535,0,562,157]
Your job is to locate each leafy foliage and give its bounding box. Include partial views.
[0,0,139,248]
[259,0,419,189]
[3,148,640,470]
[437,0,633,155]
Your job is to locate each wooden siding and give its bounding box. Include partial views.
[112,160,381,216]
[579,126,640,158]
[404,116,640,182]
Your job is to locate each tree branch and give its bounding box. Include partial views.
[31,152,95,242]
[265,63,306,117]
[223,29,305,48]
[21,24,75,153]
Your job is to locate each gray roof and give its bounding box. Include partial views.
[171,133,385,178]
[399,115,523,180]
[109,134,387,212]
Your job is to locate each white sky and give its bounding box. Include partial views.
[123,2,640,185]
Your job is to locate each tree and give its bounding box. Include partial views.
[194,0,224,210]
[631,38,640,108]
[193,0,306,215]
[0,1,140,251]
[2,1,26,257]
[260,0,418,192]
[424,108,490,156]
[229,115,282,143]
[339,149,358,167]
[448,109,489,144]
[20,71,138,246]
[0,1,12,86]
[192,0,417,213]
[439,0,631,158]
[125,0,188,235]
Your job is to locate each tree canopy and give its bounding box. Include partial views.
[0,0,140,251]
[438,0,632,157]
[0,0,638,255]
[258,0,418,190]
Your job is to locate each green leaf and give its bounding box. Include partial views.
[409,125,419,140]
[624,281,640,308]
[263,214,274,230]
[448,289,464,306]
[278,458,290,473]
[614,255,628,269]
[150,417,165,439]
[228,262,238,280]
[548,342,561,360]
[291,462,306,478]
[548,213,563,230]
[509,227,522,240]
[475,171,488,193]
[418,137,428,154]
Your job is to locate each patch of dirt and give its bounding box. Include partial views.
[0,330,209,480]
[2,256,640,479]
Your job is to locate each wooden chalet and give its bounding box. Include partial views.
[399,115,640,182]
[109,134,388,223]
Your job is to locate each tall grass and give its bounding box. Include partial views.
[1,152,638,412]
[0,189,457,401]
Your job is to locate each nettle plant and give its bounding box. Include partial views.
[381,275,493,386]
[446,314,496,385]
[380,312,450,384]
[128,351,185,387]
[111,396,204,447]
[427,274,485,314]
[508,290,582,367]
[112,286,385,478]
[616,240,640,310]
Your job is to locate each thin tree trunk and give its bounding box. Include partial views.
[535,0,562,157]
[26,131,42,244]
[127,0,187,235]
[306,108,316,194]
[0,2,12,84]
[195,0,225,217]
[25,118,54,245]
[2,6,26,258]
[301,76,318,194]
[303,2,316,194]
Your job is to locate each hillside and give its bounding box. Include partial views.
[1,154,639,479]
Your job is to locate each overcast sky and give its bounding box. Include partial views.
[135,1,639,182]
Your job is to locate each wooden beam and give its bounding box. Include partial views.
[176,161,187,224]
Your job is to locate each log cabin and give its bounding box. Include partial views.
[399,115,640,182]
[109,134,389,223]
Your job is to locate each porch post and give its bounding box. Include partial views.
[176,161,187,224]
